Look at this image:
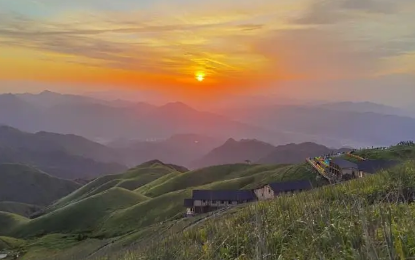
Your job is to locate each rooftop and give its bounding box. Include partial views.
[192,190,256,201]
[268,180,313,193]
[331,158,358,169]
[357,159,400,174]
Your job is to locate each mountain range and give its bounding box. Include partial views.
[191,139,352,168]
[0,125,126,179]
[2,91,414,148]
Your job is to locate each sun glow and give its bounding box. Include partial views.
[196,72,205,82]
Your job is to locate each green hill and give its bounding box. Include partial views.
[0,212,29,235]
[139,164,256,197]
[3,145,413,259]
[0,202,41,217]
[11,187,148,237]
[116,160,415,260]
[0,236,25,251]
[47,161,179,212]
[95,164,317,237]
[0,164,80,206]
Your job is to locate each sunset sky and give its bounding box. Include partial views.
[0,0,414,106]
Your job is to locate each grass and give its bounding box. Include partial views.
[48,162,178,212]
[111,160,415,260]
[139,164,286,198]
[0,212,29,235]
[6,145,415,259]
[0,236,25,250]
[10,188,148,238]
[0,202,41,218]
[0,164,80,207]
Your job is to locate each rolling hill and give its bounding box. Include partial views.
[2,144,414,259]
[3,162,318,240]
[0,202,41,218]
[0,164,80,206]
[11,187,148,237]
[46,160,184,212]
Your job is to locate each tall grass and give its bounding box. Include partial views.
[100,161,415,260]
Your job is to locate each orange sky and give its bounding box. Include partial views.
[0,0,414,102]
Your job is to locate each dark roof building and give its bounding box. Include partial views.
[268,180,312,194]
[357,159,399,174]
[331,158,358,169]
[184,198,194,207]
[192,190,256,202]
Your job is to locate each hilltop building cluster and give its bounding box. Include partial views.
[185,144,404,216]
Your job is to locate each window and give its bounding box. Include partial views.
[220,200,225,204]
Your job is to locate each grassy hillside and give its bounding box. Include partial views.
[0,202,41,217]
[48,161,179,212]
[2,145,413,259]
[0,236,25,251]
[11,188,148,238]
[140,164,255,197]
[97,164,317,238]
[0,164,80,206]
[0,212,29,235]
[116,160,415,260]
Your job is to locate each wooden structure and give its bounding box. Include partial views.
[254,180,312,201]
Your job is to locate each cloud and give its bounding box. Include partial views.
[0,0,414,86]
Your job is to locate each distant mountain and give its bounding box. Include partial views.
[317,101,410,116]
[220,104,415,147]
[190,138,276,169]
[0,164,80,207]
[116,134,223,167]
[0,125,127,179]
[0,92,291,143]
[257,142,350,164]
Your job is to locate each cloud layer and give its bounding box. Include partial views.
[0,0,414,95]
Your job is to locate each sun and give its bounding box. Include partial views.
[195,72,205,82]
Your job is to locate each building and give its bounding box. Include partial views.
[184,189,256,215]
[328,158,359,179]
[357,159,399,176]
[254,180,313,201]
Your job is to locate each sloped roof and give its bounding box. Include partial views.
[192,190,256,201]
[268,180,312,193]
[184,198,194,207]
[357,159,399,174]
[331,158,358,169]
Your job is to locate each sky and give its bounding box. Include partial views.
[0,0,414,106]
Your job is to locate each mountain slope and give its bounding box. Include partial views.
[11,188,148,237]
[116,134,223,167]
[0,164,80,206]
[0,202,41,218]
[0,125,127,179]
[257,142,345,164]
[47,161,180,212]
[0,212,29,235]
[191,138,276,168]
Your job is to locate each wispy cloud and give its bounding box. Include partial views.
[0,0,414,86]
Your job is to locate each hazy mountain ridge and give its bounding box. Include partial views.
[0,125,127,179]
[190,138,276,168]
[191,139,353,168]
[0,163,80,207]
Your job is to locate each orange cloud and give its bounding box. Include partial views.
[0,0,414,99]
